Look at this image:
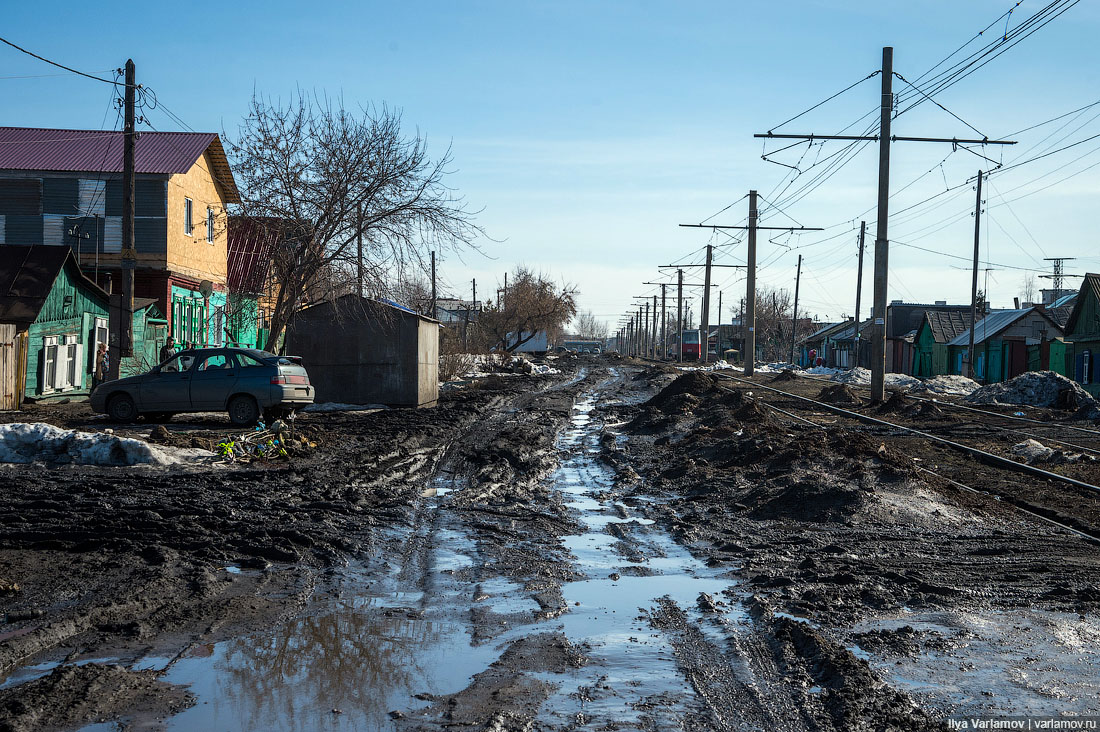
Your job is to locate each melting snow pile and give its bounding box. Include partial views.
[805,366,840,376]
[908,375,980,397]
[302,402,388,413]
[0,423,213,466]
[966,371,1100,417]
[678,359,738,373]
[832,367,872,385]
[752,362,797,374]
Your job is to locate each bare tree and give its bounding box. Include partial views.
[573,310,608,341]
[479,266,576,352]
[226,94,484,351]
[1020,273,1037,305]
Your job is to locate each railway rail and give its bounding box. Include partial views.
[715,372,1100,542]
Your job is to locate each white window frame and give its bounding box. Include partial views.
[206,207,215,244]
[184,197,194,236]
[42,336,58,394]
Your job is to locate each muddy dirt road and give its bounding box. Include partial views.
[1,360,1099,730]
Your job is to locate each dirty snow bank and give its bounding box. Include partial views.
[0,423,213,466]
[908,375,980,396]
[966,371,1100,417]
[301,402,388,413]
[678,359,737,373]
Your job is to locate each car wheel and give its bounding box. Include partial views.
[107,393,138,423]
[228,395,260,426]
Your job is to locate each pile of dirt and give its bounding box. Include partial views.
[876,392,912,414]
[967,371,1100,418]
[647,372,720,409]
[770,369,801,383]
[818,384,862,406]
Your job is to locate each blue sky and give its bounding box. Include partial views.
[5,1,1099,328]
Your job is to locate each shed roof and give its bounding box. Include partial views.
[0,127,239,204]
[946,307,1060,347]
[799,321,845,345]
[0,245,107,324]
[921,310,971,344]
[294,293,440,324]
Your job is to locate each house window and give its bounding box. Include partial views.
[206,208,215,243]
[40,334,82,393]
[184,198,194,236]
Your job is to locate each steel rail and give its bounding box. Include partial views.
[717,374,1100,495]
[726,380,1098,541]
[793,371,1100,438]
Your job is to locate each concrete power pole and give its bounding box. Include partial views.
[790,254,803,365]
[643,301,650,359]
[660,284,667,360]
[115,58,137,379]
[967,171,983,381]
[853,221,866,365]
[745,190,758,376]
[717,290,723,358]
[651,294,658,358]
[677,269,684,363]
[869,47,894,402]
[700,244,713,363]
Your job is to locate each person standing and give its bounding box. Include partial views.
[92,342,109,389]
[159,336,176,364]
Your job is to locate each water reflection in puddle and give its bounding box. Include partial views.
[537,385,744,725]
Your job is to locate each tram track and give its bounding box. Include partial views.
[716,372,1100,542]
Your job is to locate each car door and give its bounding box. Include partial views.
[138,353,196,411]
[189,351,240,411]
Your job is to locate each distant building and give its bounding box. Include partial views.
[946,307,1062,383]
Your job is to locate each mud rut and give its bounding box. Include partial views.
[2,363,1098,730]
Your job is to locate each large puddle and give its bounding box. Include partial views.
[533,381,743,726]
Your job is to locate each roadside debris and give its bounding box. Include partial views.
[0,422,212,466]
[214,419,315,463]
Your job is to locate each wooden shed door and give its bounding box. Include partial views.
[0,324,18,410]
[1008,341,1028,379]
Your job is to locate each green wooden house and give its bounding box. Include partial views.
[945,307,1062,383]
[1063,273,1100,396]
[912,310,970,377]
[0,246,162,404]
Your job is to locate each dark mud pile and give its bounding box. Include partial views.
[604,369,1100,728]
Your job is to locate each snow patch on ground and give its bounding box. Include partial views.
[908,375,980,396]
[677,359,737,373]
[301,402,388,413]
[0,423,213,466]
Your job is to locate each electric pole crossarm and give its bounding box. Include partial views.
[754,133,1016,145]
[658,264,746,269]
[678,224,824,232]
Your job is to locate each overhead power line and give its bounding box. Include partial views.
[0,35,130,86]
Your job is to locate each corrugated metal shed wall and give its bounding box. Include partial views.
[0,179,40,216]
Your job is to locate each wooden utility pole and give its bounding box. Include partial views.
[746,190,758,376]
[790,254,803,365]
[677,269,684,363]
[853,221,866,365]
[643,301,650,359]
[700,244,713,363]
[967,170,983,381]
[114,58,136,378]
[356,204,363,296]
[430,251,436,318]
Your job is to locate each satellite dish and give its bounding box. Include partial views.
[199,280,214,298]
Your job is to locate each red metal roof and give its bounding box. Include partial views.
[0,127,239,203]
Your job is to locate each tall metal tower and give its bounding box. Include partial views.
[1041,257,1076,302]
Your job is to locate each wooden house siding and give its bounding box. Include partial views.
[165,153,228,285]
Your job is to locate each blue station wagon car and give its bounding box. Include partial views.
[90,348,315,425]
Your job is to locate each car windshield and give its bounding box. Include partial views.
[159,353,194,373]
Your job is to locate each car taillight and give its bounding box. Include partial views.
[272,374,309,385]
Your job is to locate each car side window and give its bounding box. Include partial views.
[197,354,230,371]
[237,354,267,368]
[160,355,187,373]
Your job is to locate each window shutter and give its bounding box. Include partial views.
[72,343,84,389]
